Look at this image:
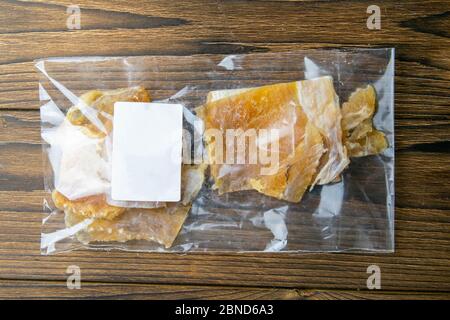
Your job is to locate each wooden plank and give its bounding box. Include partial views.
[0,279,448,300]
[298,289,450,300]
[0,0,448,65]
[0,204,448,291]
[0,0,449,298]
[0,279,300,300]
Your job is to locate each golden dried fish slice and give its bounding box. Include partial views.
[283,122,325,202]
[341,85,376,132]
[348,118,373,141]
[342,85,388,157]
[198,77,340,202]
[66,86,151,137]
[52,86,154,219]
[65,204,191,249]
[346,129,388,157]
[296,76,349,186]
[181,163,208,205]
[54,86,206,248]
[65,164,206,248]
[198,81,306,196]
[249,123,325,202]
[53,190,125,220]
[247,107,322,202]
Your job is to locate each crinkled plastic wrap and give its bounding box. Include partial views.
[37,49,395,254]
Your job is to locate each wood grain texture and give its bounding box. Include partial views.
[0,280,301,300]
[0,0,449,299]
[0,279,449,300]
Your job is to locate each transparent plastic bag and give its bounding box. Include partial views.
[37,49,395,254]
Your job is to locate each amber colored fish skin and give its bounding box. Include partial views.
[66,86,151,137]
[65,204,191,249]
[342,85,376,132]
[349,118,373,141]
[199,77,348,202]
[200,82,308,197]
[64,163,206,248]
[346,129,388,157]
[53,190,125,221]
[59,162,205,246]
[283,122,325,202]
[204,82,301,191]
[249,107,315,201]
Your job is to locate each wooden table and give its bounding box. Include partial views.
[0,0,449,300]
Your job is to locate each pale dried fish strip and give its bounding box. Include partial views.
[65,204,191,249]
[296,76,349,186]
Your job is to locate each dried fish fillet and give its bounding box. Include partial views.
[53,191,125,220]
[346,130,388,157]
[342,85,388,157]
[198,81,307,198]
[248,115,325,202]
[51,86,206,248]
[66,86,151,137]
[55,162,206,218]
[44,119,110,201]
[181,164,208,205]
[198,76,343,202]
[296,77,349,186]
[65,204,191,249]
[341,85,376,132]
[283,122,325,202]
[50,86,154,212]
[65,164,206,248]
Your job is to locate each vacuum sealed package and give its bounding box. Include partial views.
[37,49,395,254]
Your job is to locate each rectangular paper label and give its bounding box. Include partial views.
[111,102,183,202]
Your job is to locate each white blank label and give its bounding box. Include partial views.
[111,102,183,202]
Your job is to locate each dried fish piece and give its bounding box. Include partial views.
[345,130,388,157]
[296,76,349,186]
[248,115,325,202]
[44,118,110,201]
[180,164,207,205]
[66,86,151,137]
[342,85,388,157]
[55,162,206,220]
[65,164,206,248]
[198,76,344,202]
[65,204,191,249]
[283,122,325,202]
[53,191,125,220]
[51,86,206,248]
[341,85,376,132]
[198,81,308,198]
[50,86,154,217]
